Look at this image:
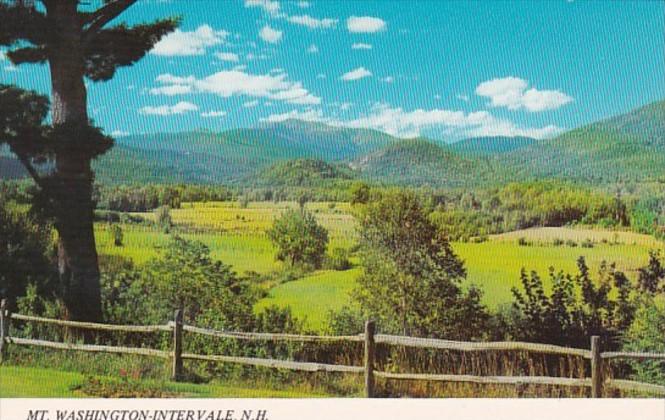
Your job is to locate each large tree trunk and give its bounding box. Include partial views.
[47,0,102,323]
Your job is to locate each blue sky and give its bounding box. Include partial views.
[1,0,663,142]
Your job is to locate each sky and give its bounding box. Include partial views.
[1,0,663,142]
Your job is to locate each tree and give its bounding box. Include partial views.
[0,199,55,305]
[267,209,329,268]
[0,1,177,321]
[110,224,123,247]
[354,189,489,339]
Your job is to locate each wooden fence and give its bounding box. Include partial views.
[1,300,664,398]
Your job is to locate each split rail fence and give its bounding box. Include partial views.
[1,300,664,398]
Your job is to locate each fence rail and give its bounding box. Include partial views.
[1,301,664,398]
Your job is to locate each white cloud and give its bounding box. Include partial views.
[456,94,470,102]
[339,103,562,139]
[244,0,280,15]
[340,67,372,81]
[152,70,321,105]
[287,14,337,29]
[352,43,372,50]
[215,52,240,62]
[151,25,228,56]
[260,108,325,123]
[149,84,193,95]
[297,1,310,8]
[258,103,562,139]
[347,16,387,33]
[259,25,283,43]
[380,76,394,83]
[243,100,260,108]
[316,73,326,79]
[201,110,227,118]
[307,44,319,53]
[139,101,198,116]
[475,76,573,112]
[0,50,6,61]
[111,130,129,137]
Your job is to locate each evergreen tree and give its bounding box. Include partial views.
[0,0,177,322]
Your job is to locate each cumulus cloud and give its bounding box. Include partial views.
[260,108,325,123]
[152,70,320,105]
[201,110,227,118]
[380,76,394,83]
[139,101,198,116]
[259,25,283,43]
[149,84,193,95]
[347,16,387,33]
[297,1,310,8]
[110,130,129,137]
[287,15,337,29]
[215,52,240,62]
[456,94,470,102]
[244,0,280,15]
[307,44,319,53]
[259,103,562,139]
[352,43,372,50]
[243,100,260,108]
[475,76,573,112]
[340,67,372,81]
[151,25,228,56]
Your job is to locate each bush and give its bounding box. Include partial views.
[553,238,565,246]
[267,209,329,269]
[155,205,172,233]
[110,224,123,247]
[517,237,530,246]
[622,297,665,385]
[581,238,594,248]
[565,239,578,247]
[325,247,352,271]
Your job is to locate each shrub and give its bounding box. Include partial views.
[155,205,172,233]
[565,239,578,247]
[267,209,329,269]
[325,247,352,271]
[517,237,530,246]
[110,224,123,247]
[581,238,594,248]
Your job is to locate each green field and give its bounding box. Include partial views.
[0,366,327,398]
[95,202,664,331]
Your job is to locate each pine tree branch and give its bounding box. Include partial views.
[82,0,137,44]
[13,147,46,189]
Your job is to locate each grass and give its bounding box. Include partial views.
[0,365,328,398]
[94,201,663,329]
[256,268,362,330]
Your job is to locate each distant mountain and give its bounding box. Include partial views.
[449,136,537,157]
[2,101,663,187]
[496,100,665,183]
[90,119,397,184]
[350,138,500,187]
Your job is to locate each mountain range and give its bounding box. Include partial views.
[1,100,663,188]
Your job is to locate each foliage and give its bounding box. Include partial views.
[267,209,329,268]
[101,237,255,331]
[0,199,55,305]
[509,257,636,349]
[637,251,665,294]
[325,247,352,271]
[354,189,489,339]
[155,205,172,233]
[622,297,665,385]
[110,224,123,246]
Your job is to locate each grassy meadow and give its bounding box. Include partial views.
[94,201,663,330]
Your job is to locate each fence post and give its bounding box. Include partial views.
[364,320,376,398]
[0,299,8,363]
[172,308,183,381]
[590,335,602,398]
